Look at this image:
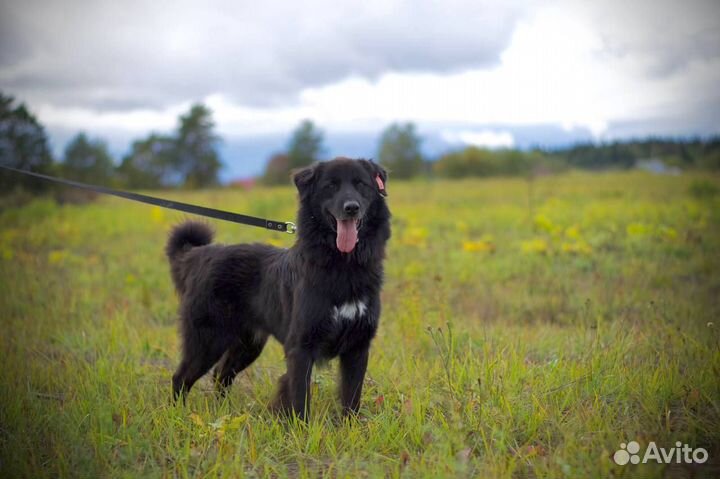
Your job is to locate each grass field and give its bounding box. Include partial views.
[1,171,719,478]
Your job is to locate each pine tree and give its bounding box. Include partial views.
[62,133,115,186]
[287,120,324,170]
[174,104,222,188]
[0,92,55,193]
[377,123,423,179]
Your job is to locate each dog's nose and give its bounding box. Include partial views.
[343,201,360,216]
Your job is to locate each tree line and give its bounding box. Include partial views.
[267,121,720,182]
[2,90,719,200]
[0,92,427,195]
[435,138,720,178]
[261,121,424,184]
[1,93,222,195]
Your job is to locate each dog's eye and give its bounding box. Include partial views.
[353,179,370,188]
[323,180,340,191]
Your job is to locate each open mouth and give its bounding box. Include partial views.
[331,216,362,253]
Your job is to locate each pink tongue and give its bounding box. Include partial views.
[336,219,358,253]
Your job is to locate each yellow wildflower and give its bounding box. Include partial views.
[462,235,495,253]
[150,206,165,223]
[521,238,549,254]
[660,226,678,240]
[401,227,429,247]
[48,250,68,265]
[565,225,580,239]
[267,237,286,247]
[533,214,554,233]
[560,240,592,255]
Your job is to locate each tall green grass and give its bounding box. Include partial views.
[1,171,719,477]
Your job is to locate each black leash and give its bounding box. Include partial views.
[0,164,296,234]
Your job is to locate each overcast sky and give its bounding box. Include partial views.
[1,0,719,177]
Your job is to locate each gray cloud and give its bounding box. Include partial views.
[2,0,719,157]
[563,0,720,77]
[0,0,526,110]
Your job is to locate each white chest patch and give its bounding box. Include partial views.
[332,299,367,322]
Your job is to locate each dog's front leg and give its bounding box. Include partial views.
[281,346,314,421]
[339,346,369,416]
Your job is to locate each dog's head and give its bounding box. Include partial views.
[293,157,389,254]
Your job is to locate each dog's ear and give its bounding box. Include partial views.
[292,162,320,194]
[362,159,388,197]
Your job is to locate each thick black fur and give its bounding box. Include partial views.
[167,158,390,420]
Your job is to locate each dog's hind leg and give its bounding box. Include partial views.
[172,327,232,402]
[213,330,268,394]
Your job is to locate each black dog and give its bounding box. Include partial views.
[166,157,390,420]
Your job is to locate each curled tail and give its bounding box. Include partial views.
[166,221,214,260]
[166,221,214,294]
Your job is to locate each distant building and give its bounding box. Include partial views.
[636,158,681,175]
[228,178,257,189]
